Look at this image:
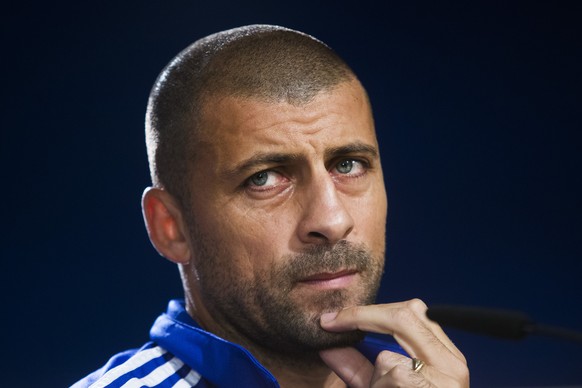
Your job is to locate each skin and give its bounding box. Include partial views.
[142,79,469,387]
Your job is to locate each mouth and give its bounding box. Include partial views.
[296,269,358,290]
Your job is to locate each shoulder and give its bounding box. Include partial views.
[71,343,204,387]
[71,348,137,387]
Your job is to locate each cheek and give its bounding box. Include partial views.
[361,212,387,249]
[198,204,288,269]
[350,192,387,248]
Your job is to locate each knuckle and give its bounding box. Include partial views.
[393,304,417,324]
[453,348,468,365]
[386,365,432,388]
[452,354,469,372]
[345,357,371,387]
[387,364,409,380]
[347,305,364,320]
[455,362,471,386]
[406,298,428,314]
[375,350,396,366]
[457,353,468,368]
[445,357,470,387]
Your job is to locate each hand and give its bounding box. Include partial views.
[319,299,469,387]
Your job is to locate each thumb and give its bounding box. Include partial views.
[319,347,374,388]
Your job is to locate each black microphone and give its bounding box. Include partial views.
[426,305,582,344]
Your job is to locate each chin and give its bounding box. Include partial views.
[309,328,367,351]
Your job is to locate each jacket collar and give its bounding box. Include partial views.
[150,299,406,387]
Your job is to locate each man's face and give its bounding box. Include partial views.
[184,80,388,355]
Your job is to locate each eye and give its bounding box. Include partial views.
[250,171,269,186]
[336,159,355,174]
[333,159,367,176]
[245,170,288,191]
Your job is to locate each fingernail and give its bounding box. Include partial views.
[320,311,338,323]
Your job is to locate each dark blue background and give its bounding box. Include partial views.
[2,2,580,386]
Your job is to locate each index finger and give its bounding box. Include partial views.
[320,300,465,370]
[319,347,374,388]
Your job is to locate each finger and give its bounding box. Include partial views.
[321,299,462,360]
[319,347,374,388]
[370,351,465,388]
[320,302,443,360]
[406,299,466,363]
[373,364,436,388]
[369,350,409,384]
[320,301,463,373]
[374,362,466,388]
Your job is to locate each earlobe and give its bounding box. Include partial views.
[142,187,191,264]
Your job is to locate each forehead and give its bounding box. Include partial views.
[196,80,377,171]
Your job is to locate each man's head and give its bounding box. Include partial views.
[142,25,388,359]
[145,24,354,210]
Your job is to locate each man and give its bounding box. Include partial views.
[74,25,469,387]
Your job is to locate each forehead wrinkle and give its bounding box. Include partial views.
[243,107,331,140]
[201,80,377,180]
[201,81,369,146]
[208,88,349,136]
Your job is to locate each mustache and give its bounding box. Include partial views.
[275,241,374,282]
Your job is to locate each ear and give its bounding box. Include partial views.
[141,187,191,264]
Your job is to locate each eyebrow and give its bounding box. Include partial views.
[221,141,379,179]
[324,142,378,160]
[221,152,303,179]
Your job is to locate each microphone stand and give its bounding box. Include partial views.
[427,305,582,344]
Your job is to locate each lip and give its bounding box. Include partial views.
[296,269,358,290]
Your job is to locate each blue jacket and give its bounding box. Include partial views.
[72,299,406,387]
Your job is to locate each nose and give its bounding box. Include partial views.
[296,173,355,245]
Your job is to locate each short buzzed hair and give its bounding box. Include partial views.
[145,24,357,210]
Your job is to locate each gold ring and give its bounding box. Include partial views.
[412,358,425,373]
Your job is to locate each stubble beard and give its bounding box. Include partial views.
[191,229,384,359]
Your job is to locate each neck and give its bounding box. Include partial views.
[245,342,346,388]
[270,365,345,388]
[184,294,346,387]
